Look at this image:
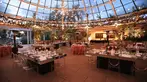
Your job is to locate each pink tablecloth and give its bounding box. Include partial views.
[71,44,85,55]
[0,46,12,57]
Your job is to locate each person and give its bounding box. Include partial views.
[69,40,72,46]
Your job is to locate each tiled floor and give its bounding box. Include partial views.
[0,43,146,82]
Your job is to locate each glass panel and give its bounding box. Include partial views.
[68,2,73,9]
[124,3,137,13]
[93,7,98,13]
[86,8,91,14]
[29,5,36,11]
[0,3,7,12]
[40,0,45,6]
[107,10,115,17]
[84,0,90,7]
[1,0,9,3]
[20,2,29,9]
[105,4,112,10]
[79,1,84,8]
[90,0,96,6]
[27,11,35,18]
[9,0,20,7]
[18,9,27,17]
[25,0,31,2]
[93,13,98,20]
[36,13,44,20]
[135,0,147,9]
[31,0,38,4]
[99,6,106,12]
[100,11,108,18]
[113,0,122,7]
[44,9,50,14]
[51,0,57,8]
[121,0,132,5]
[88,14,94,20]
[38,7,44,13]
[64,2,68,8]
[6,5,18,15]
[115,7,125,15]
[96,0,103,4]
[45,0,52,7]
[43,14,49,20]
[103,0,109,2]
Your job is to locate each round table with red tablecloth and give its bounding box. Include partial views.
[0,46,12,57]
[71,44,85,55]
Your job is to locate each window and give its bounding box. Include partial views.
[27,11,35,18]
[29,5,36,11]
[0,3,7,12]
[105,4,112,10]
[124,3,137,13]
[107,10,115,17]
[18,9,27,17]
[115,7,125,15]
[100,11,108,18]
[40,0,45,6]
[113,0,122,7]
[9,0,20,7]
[31,0,38,4]
[20,2,29,9]
[6,5,18,15]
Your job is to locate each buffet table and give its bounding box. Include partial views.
[32,41,68,50]
[22,50,66,74]
[97,54,147,75]
[0,46,12,57]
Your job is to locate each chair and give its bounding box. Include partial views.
[108,59,120,72]
[54,54,66,71]
[85,54,95,67]
[54,54,66,76]
[13,53,32,71]
[12,52,21,67]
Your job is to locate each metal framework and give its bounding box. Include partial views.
[0,0,146,23]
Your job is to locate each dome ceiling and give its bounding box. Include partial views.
[0,0,147,23]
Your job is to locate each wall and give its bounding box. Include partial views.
[88,26,118,41]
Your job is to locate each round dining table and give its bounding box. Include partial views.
[0,46,12,57]
[71,44,86,55]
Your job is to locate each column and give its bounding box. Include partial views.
[27,31,29,44]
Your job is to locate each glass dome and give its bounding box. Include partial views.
[0,0,147,22]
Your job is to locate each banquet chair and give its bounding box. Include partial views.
[85,54,95,68]
[54,54,66,76]
[12,52,21,67]
[54,54,66,69]
[108,59,120,72]
[13,53,32,71]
